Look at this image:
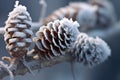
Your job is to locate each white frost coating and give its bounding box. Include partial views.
[74,33,111,67]
[4,34,11,41]
[76,6,97,29]
[64,33,70,40]
[9,38,18,44]
[47,22,53,30]
[7,28,18,32]
[5,1,31,25]
[16,24,27,28]
[58,40,66,49]
[13,32,26,38]
[23,38,32,43]
[24,29,33,35]
[24,20,32,25]
[17,15,28,20]
[60,18,80,41]
[36,41,46,52]
[41,38,49,49]
[53,20,59,31]
[52,38,59,48]
[9,1,29,19]
[0,61,14,80]
[9,19,21,24]
[50,45,60,56]
[16,42,26,47]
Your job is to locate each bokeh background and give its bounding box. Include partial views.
[0,0,120,80]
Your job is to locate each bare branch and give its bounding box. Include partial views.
[0,21,120,79]
[0,27,5,36]
[39,0,47,23]
[0,54,73,79]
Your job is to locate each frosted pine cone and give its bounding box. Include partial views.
[32,18,80,60]
[42,2,97,32]
[4,1,33,57]
[89,0,116,28]
[72,33,111,67]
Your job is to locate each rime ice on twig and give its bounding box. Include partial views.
[72,33,111,67]
[0,61,14,80]
[0,27,5,36]
[39,0,47,23]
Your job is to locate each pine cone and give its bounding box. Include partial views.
[42,2,97,32]
[72,33,111,67]
[89,0,116,28]
[4,1,33,58]
[33,18,80,60]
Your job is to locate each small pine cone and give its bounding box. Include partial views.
[72,33,111,67]
[33,18,80,60]
[42,2,97,32]
[89,0,116,28]
[4,1,33,57]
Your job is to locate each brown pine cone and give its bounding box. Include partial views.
[32,18,80,60]
[4,2,33,58]
[89,0,116,28]
[42,2,97,32]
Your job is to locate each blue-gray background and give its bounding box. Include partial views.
[0,0,120,80]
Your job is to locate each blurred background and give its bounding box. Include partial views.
[0,0,120,80]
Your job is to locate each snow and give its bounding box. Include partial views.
[0,61,14,80]
[9,38,18,44]
[41,38,49,50]
[60,18,80,41]
[24,29,33,36]
[50,45,60,56]
[16,42,26,47]
[76,6,97,28]
[13,32,26,38]
[16,24,27,28]
[58,40,66,49]
[23,38,32,43]
[7,28,18,32]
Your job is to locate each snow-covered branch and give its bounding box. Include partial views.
[0,54,73,79]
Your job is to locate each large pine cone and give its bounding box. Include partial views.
[42,2,97,32]
[33,18,80,60]
[89,0,116,28]
[72,33,111,67]
[4,3,33,57]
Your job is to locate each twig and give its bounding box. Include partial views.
[39,0,47,23]
[0,54,73,79]
[0,27,5,36]
[0,21,120,79]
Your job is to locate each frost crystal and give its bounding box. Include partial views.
[73,33,111,67]
[77,6,97,29]
[60,18,80,41]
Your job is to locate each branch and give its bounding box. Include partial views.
[0,21,119,79]
[39,0,47,23]
[0,27,5,36]
[0,54,73,79]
